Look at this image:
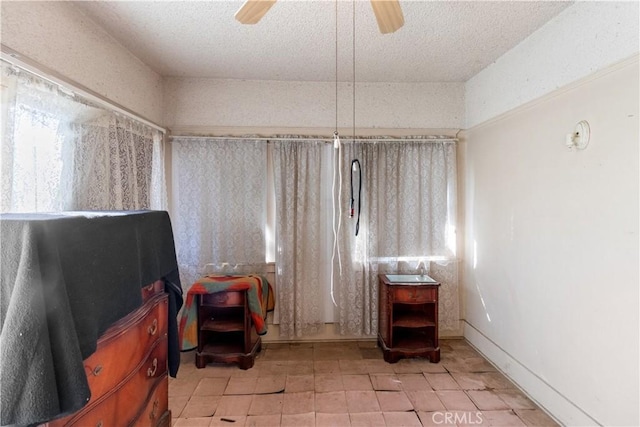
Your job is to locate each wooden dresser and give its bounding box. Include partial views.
[44,280,170,427]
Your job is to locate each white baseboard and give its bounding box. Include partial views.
[463,321,599,427]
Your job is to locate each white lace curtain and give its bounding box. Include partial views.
[272,139,333,338]
[336,140,459,335]
[0,62,165,213]
[171,138,267,288]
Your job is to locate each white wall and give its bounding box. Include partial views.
[466,1,639,129]
[462,57,639,426]
[0,1,164,124]
[164,77,464,132]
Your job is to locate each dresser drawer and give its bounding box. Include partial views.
[141,280,165,303]
[65,338,168,427]
[132,374,169,427]
[82,295,168,401]
[392,286,437,303]
[201,290,245,307]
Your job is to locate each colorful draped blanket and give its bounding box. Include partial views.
[179,275,274,351]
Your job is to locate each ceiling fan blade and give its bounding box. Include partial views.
[235,0,277,25]
[370,0,404,34]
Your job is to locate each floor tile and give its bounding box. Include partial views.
[314,360,341,374]
[173,417,211,427]
[169,378,199,396]
[197,364,237,378]
[180,395,220,418]
[375,391,413,412]
[257,360,289,376]
[286,360,314,375]
[451,372,487,390]
[404,390,446,412]
[436,390,477,410]
[364,359,395,374]
[285,374,315,392]
[282,391,315,414]
[382,411,422,426]
[482,410,526,426]
[495,389,536,409]
[360,348,384,359]
[316,412,351,427]
[224,377,257,395]
[370,374,402,391]
[424,373,461,390]
[466,390,509,410]
[169,340,559,427]
[248,393,284,415]
[193,377,229,396]
[168,396,189,418]
[315,391,349,413]
[397,373,431,390]
[281,412,316,427]
[261,347,290,361]
[478,372,515,389]
[342,374,373,391]
[340,359,371,374]
[214,395,253,416]
[245,414,282,426]
[349,411,386,426]
[345,390,381,413]
[393,358,447,374]
[209,415,247,426]
[289,347,314,361]
[315,373,344,392]
[255,375,286,394]
[515,409,560,426]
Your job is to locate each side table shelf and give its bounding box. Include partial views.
[196,290,261,370]
[378,274,441,363]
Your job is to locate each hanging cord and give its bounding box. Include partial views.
[352,0,356,144]
[330,133,343,308]
[350,159,362,236]
[329,0,340,307]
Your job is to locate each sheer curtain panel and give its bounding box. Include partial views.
[171,138,267,288]
[71,116,162,210]
[273,139,333,338]
[0,61,166,213]
[335,140,459,335]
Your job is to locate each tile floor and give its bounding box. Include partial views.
[169,339,559,426]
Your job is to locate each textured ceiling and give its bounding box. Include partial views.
[73,0,572,83]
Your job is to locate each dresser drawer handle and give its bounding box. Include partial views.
[96,421,103,427]
[149,399,159,421]
[148,318,158,336]
[92,365,103,376]
[146,283,154,292]
[147,358,158,377]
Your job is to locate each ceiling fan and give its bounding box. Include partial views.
[235,0,405,34]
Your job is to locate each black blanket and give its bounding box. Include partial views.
[0,211,183,426]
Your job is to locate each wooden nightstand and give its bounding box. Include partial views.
[378,274,441,363]
[196,289,261,370]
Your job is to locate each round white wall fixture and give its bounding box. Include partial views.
[566,120,590,150]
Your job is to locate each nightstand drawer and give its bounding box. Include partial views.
[201,290,245,307]
[392,286,437,303]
